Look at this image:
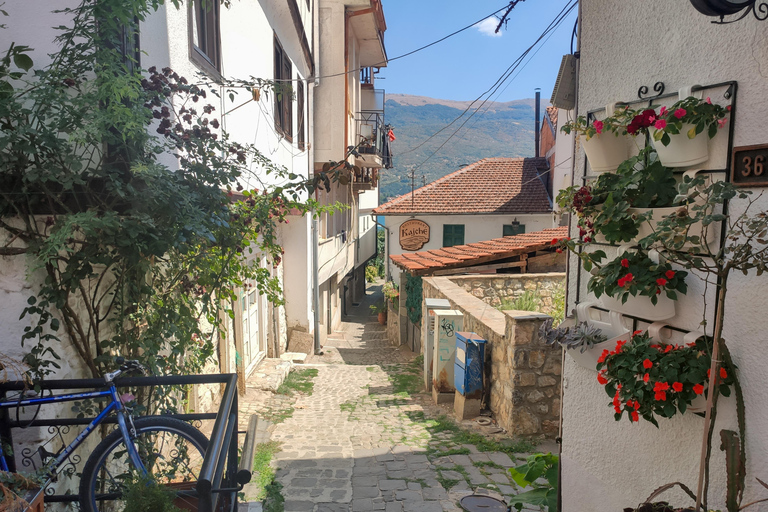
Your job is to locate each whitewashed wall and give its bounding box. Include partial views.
[562,2,768,511]
[384,213,557,281]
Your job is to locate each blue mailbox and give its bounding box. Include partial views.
[454,332,486,397]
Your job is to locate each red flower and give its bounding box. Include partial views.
[556,248,563,254]
[621,258,629,268]
[653,382,670,392]
[633,330,643,336]
[664,344,674,353]
[597,372,608,385]
[631,411,639,422]
[707,369,711,379]
[665,270,676,279]
[720,367,728,379]
[643,358,653,369]
[693,384,705,395]
[656,278,668,286]
[551,238,559,245]
[643,373,650,383]
[593,120,604,134]
[672,382,683,392]
[597,349,610,363]
[654,391,667,401]
[673,108,687,119]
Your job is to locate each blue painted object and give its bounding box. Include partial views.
[454,331,486,397]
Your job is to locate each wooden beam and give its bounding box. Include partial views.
[429,260,527,276]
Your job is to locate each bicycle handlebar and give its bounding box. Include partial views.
[105,358,147,383]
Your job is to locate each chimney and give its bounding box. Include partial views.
[534,88,541,158]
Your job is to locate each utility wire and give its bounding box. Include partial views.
[404,0,578,174]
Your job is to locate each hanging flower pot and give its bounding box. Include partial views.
[650,123,709,168]
[600,292,676,321]
[582,133,629,173]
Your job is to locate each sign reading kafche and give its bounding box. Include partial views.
[399,220,430,251]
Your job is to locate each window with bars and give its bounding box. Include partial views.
[274,36,293,141]
[442,225,465,247]
[503,224,526,236]
[297,80,305,150]
[189,0,221,74]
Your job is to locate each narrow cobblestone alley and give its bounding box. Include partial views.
[241,281,547,512]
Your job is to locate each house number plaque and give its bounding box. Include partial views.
[732,144,768,187]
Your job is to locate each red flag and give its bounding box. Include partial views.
[387,128,396,142]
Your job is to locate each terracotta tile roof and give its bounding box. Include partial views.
[373,158,552,215]
[390,227,568,275]
[546,106,558,128]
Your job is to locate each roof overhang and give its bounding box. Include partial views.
[348,6,387,67]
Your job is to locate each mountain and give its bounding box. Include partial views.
[380,94,539,203]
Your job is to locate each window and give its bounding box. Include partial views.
[443,225,465,247]
[297,80,305,150]
[189,0,221,73]
[274,36,293,141]
[503,223,526,236]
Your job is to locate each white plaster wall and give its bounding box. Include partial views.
[384,213,556,281]
[562,2,768,511]
[553,107,574,201]
[282,215,314,332]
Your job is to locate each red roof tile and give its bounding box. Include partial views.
[390,227,568,275]
[546,106,558,128]
[373,157,552,215]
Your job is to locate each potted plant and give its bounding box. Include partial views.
[557,147,678,244]
[595,331,733,427]
[539,317,616,371]
[382,280,399,311]
[370,301,387,324]
[0,471,47,512]
[628,96,730,167]
[561,107,636,173]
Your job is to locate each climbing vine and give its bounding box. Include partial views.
[0,0,345,388]
[404,274,422,325]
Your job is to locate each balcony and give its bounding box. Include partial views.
[352,168,378,193]
[354,111,393,170]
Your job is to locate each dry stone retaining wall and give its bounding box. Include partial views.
[422,276,562,439]
[450,273,565,315]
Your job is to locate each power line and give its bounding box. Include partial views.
[404,0,578,174]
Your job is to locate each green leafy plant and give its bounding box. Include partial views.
[369,301,387,315]
[365,265,378,283]
[382,280,399,310]
[0,470,47,510]
[556,148,678,243]
[586,249,688,305]
[560,107,635,138]
[596,331,733,427]
[120,474,182,512]
[539,318,607,353]
[650,96,729,146]
[507,452,558,511]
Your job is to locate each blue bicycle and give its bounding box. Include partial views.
[0,359,209,512]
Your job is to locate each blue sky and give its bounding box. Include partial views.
[377,0,578,103]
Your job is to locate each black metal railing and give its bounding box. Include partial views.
[0,373,258,512]
[356,112,393,168]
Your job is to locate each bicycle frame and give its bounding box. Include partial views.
[0,384,146,475]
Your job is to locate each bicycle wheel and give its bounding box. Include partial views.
[79,416,209,512]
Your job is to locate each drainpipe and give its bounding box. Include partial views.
[312,217,321,355]
[311,2,321,355]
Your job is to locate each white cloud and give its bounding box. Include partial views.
[476,17,502,37]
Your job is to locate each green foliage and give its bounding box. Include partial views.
[507,453,558,512]
[0,470,47,507]
[404,274,422,325]
[550,285,566,326]
[120,474,181,512]
[250,441,281,502]
[502,290,538,312]
[276,369,318,396]
[651,96,729,145]
[0,0,348,390]
[365,265,378,283]
[382,280,399,310]
[263,480,285,512]
[720,430,744,512]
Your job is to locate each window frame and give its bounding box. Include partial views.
[442,224,465,248]
[188,0,222,78]
[274,35,293,142]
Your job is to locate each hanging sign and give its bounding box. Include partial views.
[399,219,430,251]
[732,144,768,187]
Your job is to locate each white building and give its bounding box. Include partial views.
[560,2,768,511]
[373,157,556,283]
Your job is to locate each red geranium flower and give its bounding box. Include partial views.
[720,367,728,379]
[631,411,639,422]
[551,238,559,245]
[665,270,676,279]
[654,391,667,401]
[597,372,608,385]
[597,349,610,363]
[653,382,670,392]
[672,382,683,392]
[621,258,629,268]
[643,358,653,369]
[643,373,650,383]
[656,278,668,286]
[693,384,705,395]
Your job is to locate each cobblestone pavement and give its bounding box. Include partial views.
[241,283,547,512]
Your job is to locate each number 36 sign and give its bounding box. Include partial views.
[732,144,768,187]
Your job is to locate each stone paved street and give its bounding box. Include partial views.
[241,282,550,512]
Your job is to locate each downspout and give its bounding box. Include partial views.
[534,88,541,158]
[312,0,321,355]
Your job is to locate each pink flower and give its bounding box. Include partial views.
[654,119,667,130]
[593,120,604,134]
[706,97,712,104]
[659,106,668,116]
[120,393,136,404]
[674,108,687,119]
[718,118,727,129]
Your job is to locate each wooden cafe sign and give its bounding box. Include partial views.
[399,220,430,251]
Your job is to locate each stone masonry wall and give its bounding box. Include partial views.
[450,273,566,316]
[422,277,562,439]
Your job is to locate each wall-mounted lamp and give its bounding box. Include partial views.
[690,0,767,23]
[512,218,520,226]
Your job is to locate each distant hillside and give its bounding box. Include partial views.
[380,94,539,203]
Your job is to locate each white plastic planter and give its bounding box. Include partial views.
[650,123,709,168]
[630,204,716,247]
[567,303,629,371]
[582,133,629,174]
[600,291,676,321]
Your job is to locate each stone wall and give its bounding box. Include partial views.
[422,276,562,439]
[386,298,400,346]
[450,273,565,316]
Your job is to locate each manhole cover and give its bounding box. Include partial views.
[459,495,508,512]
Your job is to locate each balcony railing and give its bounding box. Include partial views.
[355,111,393,169]
[352,168,378,192]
